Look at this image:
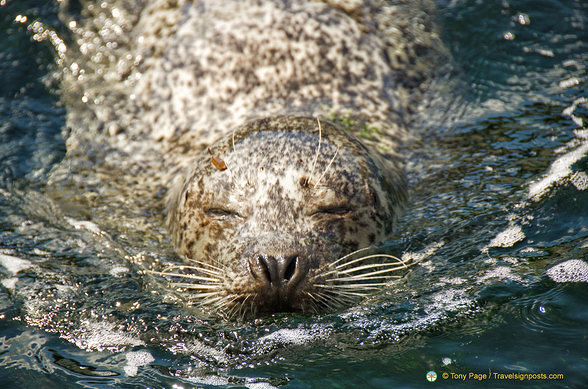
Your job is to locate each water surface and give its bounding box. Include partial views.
[1,0,587,387]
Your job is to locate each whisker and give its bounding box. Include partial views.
[317,249,417,309]
[230,294,252,320]
[304,291,319,302]
[171,282,223,290]
[215,292,237,304]
[312,290,342,311]
[303,292,322,312]
[247,295,256,319]
[148,260,242,315]
[200,295,226,305]
[161,260,224,274]
[225,294,252,319]
[226,303,239,319]
[306,300,319,314]
[188,260,225,273]
[329,274,403,282]
[334,263,409,276]
[209,295,229,306]
[337,266,408,278]
[186,294,224,303]
[317,283,391,289]
[307,117,323,184]
[327,290,357,303]
[333,254,407,270]
[313,146,340,188]
[152,271,221,283]
[210,296,231,318]
[314,288,372,298]
[211,299,230,315]
[316,296,339,310]
[329,247,373,267]
[322,262,409,279]
[312,290,348,309]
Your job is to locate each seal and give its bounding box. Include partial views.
[54,0,452,316]
[165,116,407,314]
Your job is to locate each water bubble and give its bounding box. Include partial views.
[546,259,588,283]
[124,350,155,376]
[570,171,588,190]
[486,225,525,249]
[0,253,33,275]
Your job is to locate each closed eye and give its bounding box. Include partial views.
[205,207,241,218]
[312,205,353,217]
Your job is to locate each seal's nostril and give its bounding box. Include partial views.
[261,259,271,282]
[283,255,297,281]
[257,255,276,284]
[253,254,301,286]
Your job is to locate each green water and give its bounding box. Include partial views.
[1,0,587,388]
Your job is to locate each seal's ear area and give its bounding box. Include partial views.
[164,153,209,236]
[165,173,187,237]
[357,144,408,232]
[379,157,408,228]
[377,153,408,207]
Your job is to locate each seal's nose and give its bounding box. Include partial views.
[250,253,307,291]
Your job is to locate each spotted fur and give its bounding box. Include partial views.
[54,0,450,315]
[167,116,406,313]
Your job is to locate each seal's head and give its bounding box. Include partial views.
[166,116,407,316]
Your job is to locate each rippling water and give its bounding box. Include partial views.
[1,0,587,387]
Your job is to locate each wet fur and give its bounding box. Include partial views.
[55,0,450,315]
[166,116,407,314]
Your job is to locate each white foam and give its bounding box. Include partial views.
[477,266,522,283]
[246,382,278,389]
[546,259,588,283]
[174,340,228,365]
[438,277,466,286]
[427,289,472,315]
[570,171,588,191]
[65,217,103,235]
[110,266,129,276]
[502,256,519,264]
[559,77,580,89]
[124,350,155,376]
[187,376,230,386]
[562,97,587,119]
[259,328,320,346]
[484,225,525,252]
[1,277,18,290]
[402,241,445,265]
[75,321,145,351]
[528,141,588,200]
[379,289,473,337]
[0,253,33,275]
[337,287,475,343]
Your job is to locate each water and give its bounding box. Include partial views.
[1,0,587,387]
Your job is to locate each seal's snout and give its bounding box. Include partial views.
[248,253,308,310]
[251,254,305,288]
[257,254,297,285]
